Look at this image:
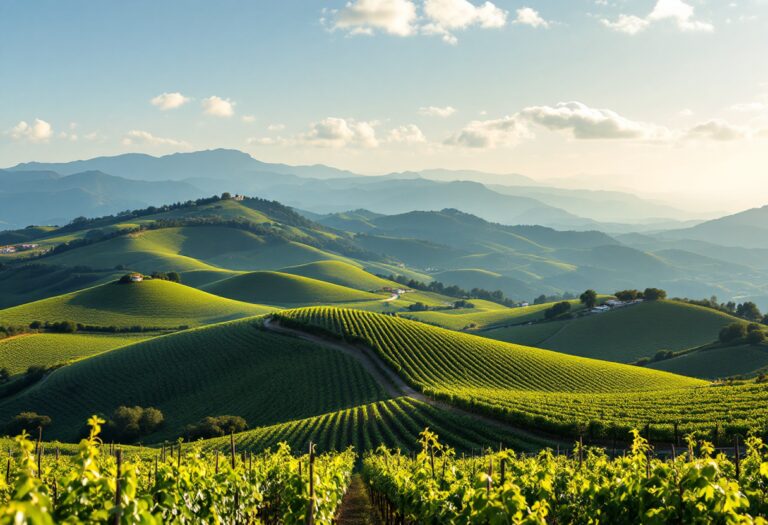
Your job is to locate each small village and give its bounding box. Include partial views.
[0,243,38,255]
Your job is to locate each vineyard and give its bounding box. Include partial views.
[362,429,768,524]
[0,417,354,524]
[278,307,768,441]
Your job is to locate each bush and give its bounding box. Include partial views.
[643,288,667,301]
[6,412,51,436]
[408,302,429,312]
[719,322,747,344]
[615,289,642,301]
[104,406,164,442]
[579,289,598,308]
[746,330,766,346]
[545,301,572,320]
[185,415,249,440]
[46,320,77,334]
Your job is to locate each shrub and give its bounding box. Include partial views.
[6,412,51,436]
[185,415,249,440]
[615,289,642,301]
[719,322,747,344]
[579,289,598,308]
[746,330,766,346]
[545,301,572,320]
[104,406,164,442]
[643,288,667,301]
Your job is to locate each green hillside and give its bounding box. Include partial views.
[202,397,549,454]
[0,264,120,309]
[279,260,396,291]
[432,269,536,300]
[482,300,738,363]
[0,333,152,375]
[648,343,768,379]
[0,279,271,328]
[203,271,385,306]
[278,307,768,438]
[0,319,388,441]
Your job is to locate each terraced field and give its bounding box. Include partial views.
[0,333,153,375]
[201,397,547,454]
[279,307,768,439]
[482,300,739,363]
[0,279,271,328]
[0,319,388,441]
[203,271,384,306]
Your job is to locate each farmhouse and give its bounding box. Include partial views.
[129,273,144,283]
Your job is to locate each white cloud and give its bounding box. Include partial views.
[602,0,712,34]
[241,115,256,123]
[150,92,190,111]
[202,96,235,117]
[730,102,766,112]
[519,101,670,140]
[422,0,507,43]
[298,117,379,148]
[514,7,550,28]
[679,108,694,117]
[446,115,532,148]
[9,119,54,143]
[121,130,190,148]
[388,124,426,143]
[331,0,417,36]
[267,123,286,131]
[685,120,748,141]
[418,105,456,117]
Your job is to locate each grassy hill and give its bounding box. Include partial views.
[432,268,537,300]
[0,319,388,441]
[0,279,271,328]
[279,260,396,291]
[203,271,385,306]
[278,307,768,439]
[0,333,152,376]
[0,264,120,309]
[481,300,738,364]
[648,343,768,379]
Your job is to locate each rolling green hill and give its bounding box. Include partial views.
[0,279,271,328]
[481,300,739,364]
[0,319,388,441]
[278,307,768,438]
[203,271,385,306]
[648,343,768,379]
[0,333,153,375]
[279,260,396,291]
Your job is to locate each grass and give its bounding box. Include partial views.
[0,265,121,309]
[0,279,271,328]
[0,319,389,442]
[648,343,768,379]
[279,260,397,292]
[279,307,768,438]
[203,271,386,306]
[481,300,739,364]
[201,397,548,454]
[0,333,153,375]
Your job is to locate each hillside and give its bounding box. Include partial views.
[0,319,388,441]
[278,307,768,439]
[661,205,768,249]
[279,260,397,291]
[0,279,270,328]
[203,271,385,306]
[481,300,739,364]
[648,343,768,379]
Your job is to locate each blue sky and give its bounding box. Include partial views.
[1,0,767,209]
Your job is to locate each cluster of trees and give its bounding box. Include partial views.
[101,406,165,442]
[544,301,572,320]
[719,322,766,345]
[184,415,248,440]
[613,288,667,302]
[117,271,181,284]
[5,411,51,436]
[0,324,30,340]
[384,275,518,307]
[679,297,767,324]
[407,299,476,312]
[533,292,576,305]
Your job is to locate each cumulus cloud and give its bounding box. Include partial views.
[202,96,235,117]
[519,101,670,140]
[446,115,532,148]
[418,105,456,117]
[514,7,550,28]
[267,123,286,131]
[9,119,54,143]
[150,92,190,111]
[685,120,749,141]
[121,130,190,148]
[387,124,426,143]
[298,117,379,148]
[328,0,506,44]
[602,0,712,34]
[331,0,417,36]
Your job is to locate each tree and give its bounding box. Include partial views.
[185,415,248,440]
[580,289,597,308]
[221,192,232,200]
[719,322,747,344]
[746,330,766,346]
[167,271,181,283]
[736,302,762,322]
[104,406,164,442]
[763,314,768,325]
[643,288,667,301]
[545,301,572,320]
[615,289,641,302]
[6,412,51,436]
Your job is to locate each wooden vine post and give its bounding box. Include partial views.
[113,449,123,525]
[305,442,316,525]
[734,435,741,480]
[230,432,236,469]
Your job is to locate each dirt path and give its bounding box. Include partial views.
[336,474,382,525]
[263,317,564,448]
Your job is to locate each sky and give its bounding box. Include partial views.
[1,0,767,211]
